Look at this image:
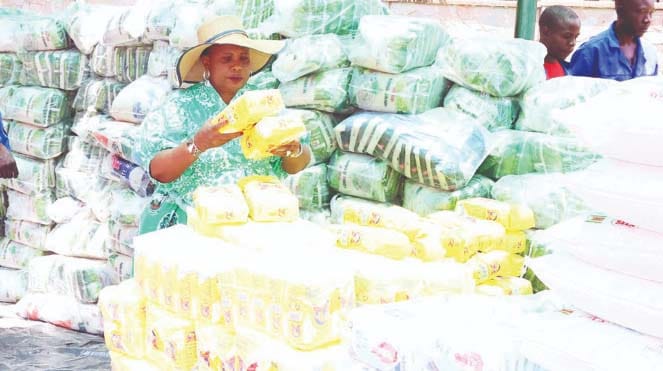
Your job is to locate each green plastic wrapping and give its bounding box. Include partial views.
[436,36,546,97]
[280,68,352,113]
[285,109,337,165]
[6,189,56,226]
[515,76,617,136]
[90,44,118,78]
[443,84,519,132]
[27,255,118,304]
[238,0,275,29]
[327,150,402,203]
[245,69,280,91]
[0,53,22,86]
[402,175,494,216]
[522,229,555,293]
[349,66,447,114]
[108,252,133,282]
[18,50,89,91]
[272,34,349,83]
[334,110,490,191]
[478,130,600,180]
[491,173,589,229]
[114,46,152,83]
[267,0,387,38]
[2,86,72,127]
[0,238,48,269]
[73,78,127,113]
[283,163,331,210]
[349,15,448,73]
[5,219,52,251]
[5,120,68,160]
[4,154,57,195]
[0,267,27,303]
[0,13,69,52]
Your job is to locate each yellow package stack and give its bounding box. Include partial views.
[418,260,476,296]
[193,258,238,329]
[498,230,527,254]
[412,221,465,262]
[215,89,285,134]
[476,277,533,296]
[239,176,299,222]
[192,185,249,225]
[456,197,535,231]
[241,114,307,160]
[330,195,423,240]
[349,252,423,305]
[109,352,160,371]
[195,325,237,371]
[99,280,147,359]
[332,223,412,260]
[144,305,197,371]
[467,250,525,284]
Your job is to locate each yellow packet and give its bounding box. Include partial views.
[497,230,527,254]
[241,114,307,160]
[145,305,198,371]
[412,221,464,262]
[332,223,412,260]
[476,277,533,296]
[109,352,160,371]
[426,211,505,262]
[457,198,535,231]
[239,176,299,222]
[192,185,249,225]
[467,251,525,284]
[215,89,284,134]
[195,325,236,371]
[186,207,225,239]
[98,280,147,359]
[353,258,422,305]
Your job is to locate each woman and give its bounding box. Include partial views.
[137,16,310,234]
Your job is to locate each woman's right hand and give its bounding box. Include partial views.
[193,118,243,152]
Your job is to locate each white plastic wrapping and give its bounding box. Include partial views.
[0,238,48,269]
[5,120,68,160]
[6,189,55,225]
[443,84,519,132]
[15,293,104,334]
[4,153,57,195]
[5,219,52,251]
[65,3,123,54]
[46,196,85,224]
[73,78,127,113]
[110,75,171,123]
[272,34,349,83]
[0,267,28,303]
[44,212,109,259]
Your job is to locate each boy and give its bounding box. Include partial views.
[568,0,658,80]
[539,5,582,79]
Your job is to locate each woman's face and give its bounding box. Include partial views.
[201,44,251,95]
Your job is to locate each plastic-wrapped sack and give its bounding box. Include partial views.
[272,34,349,83]
[108,252,134,281]
[283,109,336,165]
[18,50,89,91]
[62,137,107,173]
[5,219,51,251]
[44,213,109,259]
[0,267,27,303]
[147,40,183,88]
[280,68,352,113]
[46,196,85,224]
[456,197,535,231]
[245,69,280,91]
[335,110,490,191]
[73,78,127,113]
[114,46,152,83]
[283,164,331,211]
[98,280,146,358]
[332,223,412,260]
[214,89,285,134]
[56,169,112,205]
[515,76,615,135]
[0,53,22,86]
[27,254,118,304]
[553,77,663,166]
[5,120,68,160]
[443,84,519,132]
[467,251,524,284]
[192,185,249,225]
[327,151,402,203]
[330,195,422,239]
[0,13,69,52]
[109,155,155,197]
[403,175,494,217]
[0,238,47,270]
[109,187,150,227]
[15,293,104,334]
[436,35,546,97]
[102,6,150,47]
[4,153,57,195]
[109,219,139,251]
[349,15,447,73]
[6,189,55,225]
[239,176,299,222]
[89,119,141,164]
[265,0,387,38]
[475,276,533,296]
[91,44,119,78]
[65,3,122,54]
[241,113,307,160]
[491,173,588,229]
[529,253,663,339]
[478,130,600,180]
[2,86,71,127]
[349,66,447,114]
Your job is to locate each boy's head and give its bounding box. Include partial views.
[615,0,654,38]
[539,5,581,61]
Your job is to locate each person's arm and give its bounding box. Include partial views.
[271,141,311,174]
[0,144,18,179]
[568,45,598,77]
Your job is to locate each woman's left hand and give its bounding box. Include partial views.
[272,141,311,174]
[270,141,303,159]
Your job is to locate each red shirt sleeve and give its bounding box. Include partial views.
[544,60,567,79]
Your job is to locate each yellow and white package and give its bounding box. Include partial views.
[215,89,285,134]
[186,207,224,239]
[241,114,307,160]
[98,280,147,358]
[192,185,249,225]
[195,325,237,371]
[332,223,412,260]
[239,176,299,222]
[426,211,506,261]
[330,195,423,240]
[412,221,464,262]
[499,230,527,254]
[193,256,238,328]
[418,260,476,296]
[349,252,424,305]
[467,251,525,284]
[109,351,160,371]
[144,305,197,371]
[457,198,535,231]
[476,277,533,296]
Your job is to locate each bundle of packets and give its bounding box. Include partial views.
[213,89,285,134]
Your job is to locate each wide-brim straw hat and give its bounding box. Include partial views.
[176,16,284,86]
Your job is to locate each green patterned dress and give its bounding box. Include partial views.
[136,81,286,234]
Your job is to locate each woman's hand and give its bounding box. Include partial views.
[193,118,243,152]
[273,141,311,175]
[269,141,303,159]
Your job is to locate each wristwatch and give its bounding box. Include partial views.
[185,138,203,158]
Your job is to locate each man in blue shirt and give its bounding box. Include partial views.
[568,0,658,80]
[0,112,18,178]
